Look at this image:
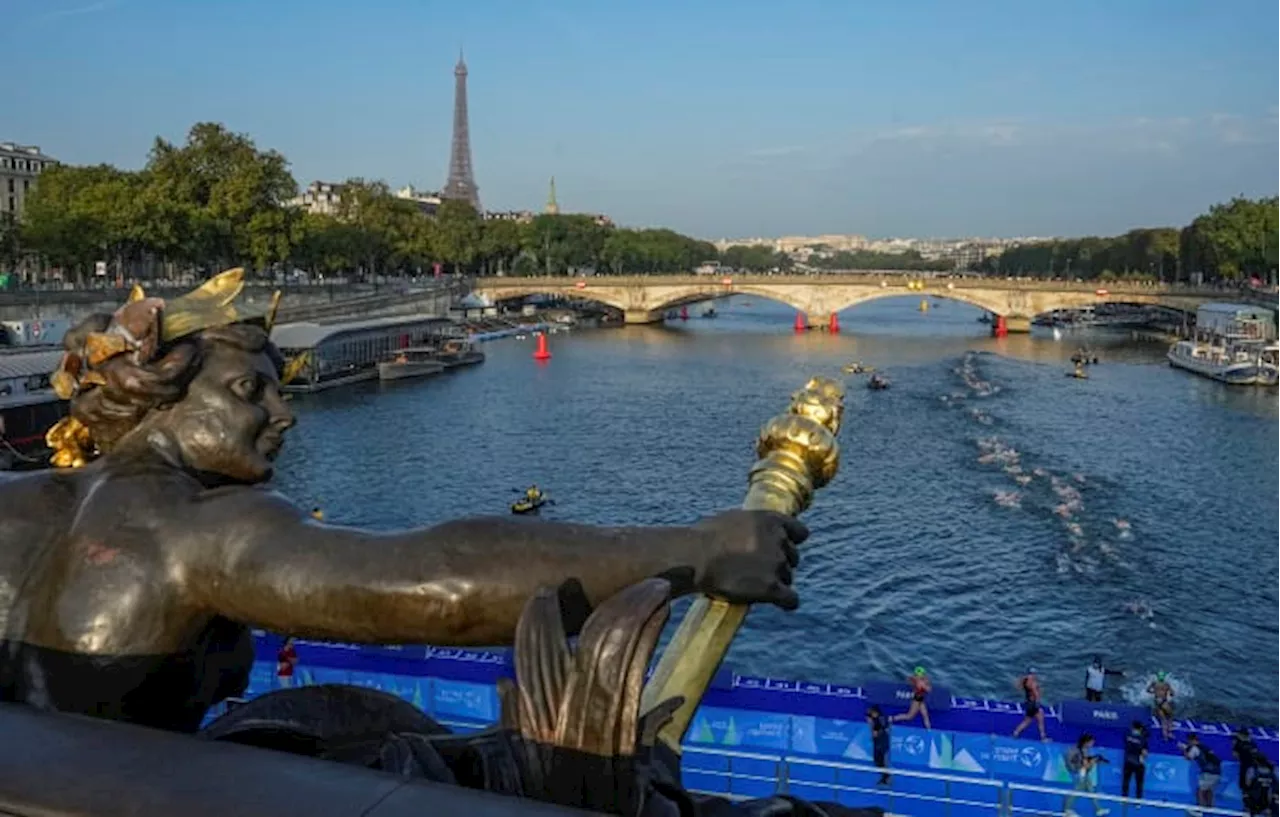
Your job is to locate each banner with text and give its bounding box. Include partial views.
[686,706,791,751]
[862,681,953,712]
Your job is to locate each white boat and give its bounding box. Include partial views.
[377,348,446,382]
[1172,343,1280,386]
[1166,303,1278,386]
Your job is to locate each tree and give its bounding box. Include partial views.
[480,218,526,275]
[801,248,948,273]
[21,163,144,284]
[434,200,483,273]
[144,122,299,270]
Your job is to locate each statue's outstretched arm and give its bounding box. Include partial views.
[181,488,721,646]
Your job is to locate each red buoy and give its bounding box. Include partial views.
[533,332,552,361]
[828,312,840,334]
[794,312,808,333]
[680,306,689,321]
[993,315,1008,338]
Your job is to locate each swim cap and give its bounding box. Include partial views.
[914,666,926,676]
[1027,667,1037,675]
[1156,671,1167,681]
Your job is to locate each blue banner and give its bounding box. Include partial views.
[952,732,992,774]
[1059,699,1148,730]
[862,680,952,712]
[988,736,1073,783]
[686,706,790,751]
[890,726,953,771]
[790,717,871,760]
[1144,753,1193,796]
[344,671,430,710]
[432,678,499,722]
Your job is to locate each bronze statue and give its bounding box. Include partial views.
[0,269,806,734]
[204,574,881,816]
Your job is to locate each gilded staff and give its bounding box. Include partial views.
[641,376,844,755]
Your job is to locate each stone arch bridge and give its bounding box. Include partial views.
[472,274,1222,331]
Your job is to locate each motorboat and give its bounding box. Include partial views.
[435,339,486,369]
[1066,367,1089,380]
[842,362,876,375]
[701,308,718,319]
[377,348,446,382]
[867,374,890,391]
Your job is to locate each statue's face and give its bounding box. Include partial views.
[156,341,294,484]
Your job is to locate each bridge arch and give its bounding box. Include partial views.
[646,285,809,315]
[822,288,1007,317]
[474,285,632,314]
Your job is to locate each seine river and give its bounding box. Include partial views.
[274,296,1279,727]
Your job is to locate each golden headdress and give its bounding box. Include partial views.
[46,268,283,468]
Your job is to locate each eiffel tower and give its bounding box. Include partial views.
[441,51,481,211]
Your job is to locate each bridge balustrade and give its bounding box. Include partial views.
[683,748,1248,817]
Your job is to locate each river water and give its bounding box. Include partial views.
[274,296,1280,727]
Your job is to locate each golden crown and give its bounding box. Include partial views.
[45,268,283,468]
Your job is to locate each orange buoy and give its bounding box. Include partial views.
[680,306,689,321]
[794,312,808,333]
[533,332,552,361]
[828,312,840,333]
[993,315,1008,338]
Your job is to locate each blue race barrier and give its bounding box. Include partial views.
[686,706,792,751]
[790,716,871,760]
[1059,698,1150,730]
[862,680,953,712]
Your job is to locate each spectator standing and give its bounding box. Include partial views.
[1243,755,1277,817]
[1236,728,1261,794]
[1179,733,1222,811]
[276,637,299,688]
[1064,733,1110,817]
[866,705,891,785]
[1121,720,1148,800]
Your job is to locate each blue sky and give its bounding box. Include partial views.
[2,0,1276,239]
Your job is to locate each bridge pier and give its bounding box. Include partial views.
[1006,316,1031,333]
[623,309,664,325]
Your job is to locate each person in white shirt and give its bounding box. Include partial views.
[1083,655,1125,702]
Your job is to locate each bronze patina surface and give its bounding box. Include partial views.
[0,270,805,733]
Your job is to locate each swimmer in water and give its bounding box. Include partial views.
[1148,672,1175,740]
[1012,667,1049,741]
[891,666,933,730]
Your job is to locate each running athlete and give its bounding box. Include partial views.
[891,666,933,729]
[1012,667,1048,741]
[1148,672,1175,740]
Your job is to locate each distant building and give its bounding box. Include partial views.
[0,142,56,221]
[289,181,345,216]
[485,209,535,224]
[395,185,442,217]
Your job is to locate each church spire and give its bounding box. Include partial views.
[545,176,560,215]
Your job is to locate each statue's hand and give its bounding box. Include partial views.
[695,510,807,610]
